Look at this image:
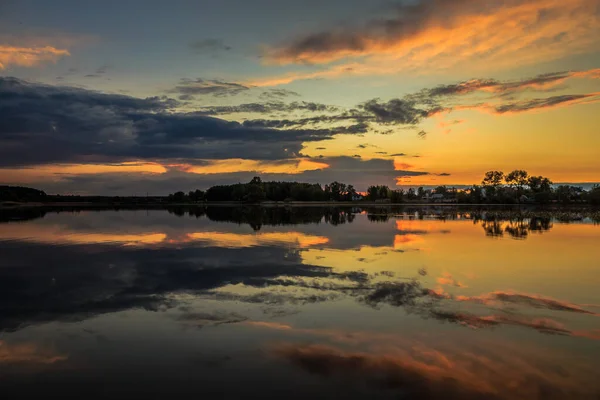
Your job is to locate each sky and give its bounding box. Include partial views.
[1,0,599,195]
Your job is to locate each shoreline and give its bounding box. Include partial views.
[1,201,596,209]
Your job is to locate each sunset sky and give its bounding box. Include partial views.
[1,0,599,194]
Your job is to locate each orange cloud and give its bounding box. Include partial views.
[0,45,70,69]
[0,162,167,184]
[255,0,600,85]
[456,92,600,116]
[171,158,329,175]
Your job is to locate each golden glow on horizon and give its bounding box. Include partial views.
[0,162,167,184]
[0,158,330,185]
[171,158,329,175]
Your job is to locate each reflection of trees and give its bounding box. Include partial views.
[323,209,355,226]
[167,206,355,231]
[504,220,529,239]
[1,205,596,234]
[480,220,504,237]
[367,214,390,223]
[0,208,48,223]
[479,217,553,239]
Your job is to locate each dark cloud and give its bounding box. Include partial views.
[412,72,572,100]
[178,93,195,101]
[168,78,249,97]
[493,94,596,114]
[174,311,247,328]
[0,77,370,167]
[421,78,500,97]
[266,0,484,63]
[200,101,340,115]
[259,88,301,100]
[359,98,444,125]
[242,118,369,134]
[189,38,232,53]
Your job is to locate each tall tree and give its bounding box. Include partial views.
[505,170,529,192]
[482,171,505,187]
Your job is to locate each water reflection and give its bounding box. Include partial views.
[0,207,598,399]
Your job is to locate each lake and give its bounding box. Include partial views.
[1,207,599,399]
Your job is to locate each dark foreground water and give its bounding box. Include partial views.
[1,207,599,399]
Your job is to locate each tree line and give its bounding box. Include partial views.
[2,171,599,205]
[167,172,600,205]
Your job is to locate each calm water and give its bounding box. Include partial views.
[1,207,599,399]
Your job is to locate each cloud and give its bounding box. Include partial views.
[0,45,70,69]
[259,89,301,100]
[0,77,372,168]
[189,38,232,54]
[199,69,599,144]
[416,71,584,99]
[174,311,246,329]
[171,158,329,175]
[490,93,600,114]
[168,78,250,97]
[199,101,340,115]
[359,98,444,124]
[259,0,600,83]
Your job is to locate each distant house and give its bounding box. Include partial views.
[352,193,364,201]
